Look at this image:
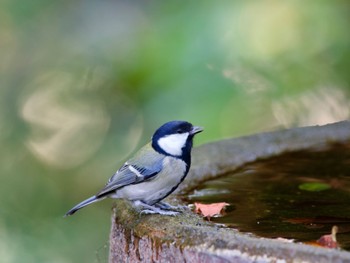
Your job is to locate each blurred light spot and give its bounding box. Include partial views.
[222,67,273,93]
[272,87,350,127]
[21,71,110,169]
[0,222,14,263]
[222,1,302,60]
[76,113,144,185]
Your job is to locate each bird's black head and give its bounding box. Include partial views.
[151,120,203,163]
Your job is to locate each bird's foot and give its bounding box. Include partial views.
[133,200,180,216]
[154,201,188,211]
[140,209,179,216]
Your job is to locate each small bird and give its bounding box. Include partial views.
[65,120,203,216]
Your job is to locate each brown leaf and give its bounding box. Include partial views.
[316,226,339,249]
[305,226,339,249]
[194,202,229,221]
[283,218,315,224]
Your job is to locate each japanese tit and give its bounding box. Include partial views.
[65,120,203,216]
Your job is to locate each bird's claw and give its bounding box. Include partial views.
[155,201,188,211]
[140,209,179,216]
[133,200,180,216]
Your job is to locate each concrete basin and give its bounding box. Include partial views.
[109,121,350,263]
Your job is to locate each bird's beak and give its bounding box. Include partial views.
[190,126,204,135]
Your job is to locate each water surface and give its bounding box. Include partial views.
[185,143,350,250]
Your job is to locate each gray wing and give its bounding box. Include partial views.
[96,145,164,197]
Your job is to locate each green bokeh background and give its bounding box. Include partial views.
[1,1,349,262]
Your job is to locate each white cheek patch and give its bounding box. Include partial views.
[157,133,189,156]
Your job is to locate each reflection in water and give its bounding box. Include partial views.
[186,143,350,250]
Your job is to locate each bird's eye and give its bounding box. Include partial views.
[176,129,184,134]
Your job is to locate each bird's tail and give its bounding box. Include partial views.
[64,195,105,216]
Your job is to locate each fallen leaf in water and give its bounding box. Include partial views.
[298,182,331,192]
[283,216,350,225]
[194,202,229,220]
[283,218,315,224]
[305,226,339,249]
[317,226,339,248]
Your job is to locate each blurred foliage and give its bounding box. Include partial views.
[0,0,349,262]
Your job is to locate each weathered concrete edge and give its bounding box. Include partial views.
[109,121,350,263]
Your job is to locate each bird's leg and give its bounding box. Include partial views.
[154,201,183,210]
[154,201,173,210]
[133,200,179,216]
